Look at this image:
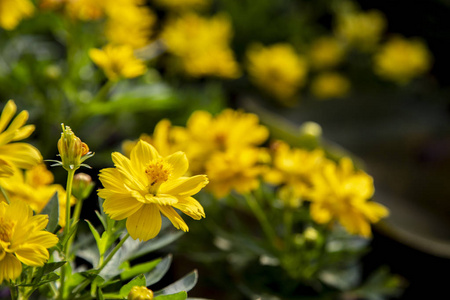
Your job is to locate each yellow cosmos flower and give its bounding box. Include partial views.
[0,100,42,178]
[0,0,34,30]
[161,13,241,78]
[0,200,58,283]
[0,164,76,227]
[205,148,263,198]
[265,141,326,198]
[373,35,432,84]
[64,0,107,21]
[90,44,147,81]
[310,72,351,100]
[309,36,345,70]
[98,140,208,241]
[335,9,386,51]
[246,43,308,103]
[308,157,389,237]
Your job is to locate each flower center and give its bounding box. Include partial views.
[0,217,14,243]
[145,159,172,194]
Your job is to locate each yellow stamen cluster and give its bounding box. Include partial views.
[145,159,172,193]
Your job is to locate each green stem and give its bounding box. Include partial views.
[283,209,294,251]
[98,233,130,272]
[245,193,278,250]
[0,185,11,204]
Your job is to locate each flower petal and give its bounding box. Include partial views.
[165,151,188,179]
[111,152,146,191]
[130,140,160,172]
[173,196,205,220]
[158,205,189,232]
[126,204,161,241]
[160,175,208,196]
[0,253,22,282]
[144,194,178,206]
[103,194,143,220]
[14,245,49,266]
[0,100,16,133]
[0,142,42,169]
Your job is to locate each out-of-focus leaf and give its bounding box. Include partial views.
[121,257,162,280]
[119,274,146,297]
[348,267,404,300]
[154,270,198,296]
[154,291,187,300]
[145,255,172,286]
[41,191,59,233]
[319,263,361,291]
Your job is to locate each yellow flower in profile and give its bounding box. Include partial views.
[0,164,76,227]
[265,141,325,198]
[152,0,209,11]
[98,140,208,241]
[89,44,147,81]
[206,148,263,198]
[310,72,351,100]
[373,35,432,84]
[308,157,389,237]
[309,36,345,70]
[0,100,42,178]
[128,286,154,300]
[161,13,240,78]
[246,43,308,103]
[335,9,386,51]
[0,200,58,283]
[0,0,34,30]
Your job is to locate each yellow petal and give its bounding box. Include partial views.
[130,140,160,171]
[173,196,205,220]
[111,152,146,191]
[126,204,161,241]
[165,151,188,178]
[144,194,178,206]
[12,124,35,141]
[0,100,17,133]
[14,245,49,266]
[0,253,22,282]
[7,110,28,132]
[25,231,58,249]
[0,142,42,169]
[158,205,189,232]
[103,194,143,220]
[160,175,208,196]
[310,202,332,224]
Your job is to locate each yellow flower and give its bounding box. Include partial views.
[309,36,345,70]
[373,35,432,84]
[335,9,386,51]
[0,164,76,227]
[161,13,240,78]
[0,200,58,283]
[246,43,308,103]
[152,0,209,11]
[310,72,351,100]
[89,44,147,81]
[0,0,34,30]
[205,148,263,198]
[128,286,154,300]
[0,100,42,178]
[308,157,389,237]
[98,140,208,241]
[265,141,326,198]
[64,0,106,21]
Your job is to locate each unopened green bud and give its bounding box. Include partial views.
[57,124,91,171]
[128,286,154,300]
[72,173,94,200]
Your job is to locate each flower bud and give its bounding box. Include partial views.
[57,124,90,171]
[72,173,95,200]
[127,286,154,300]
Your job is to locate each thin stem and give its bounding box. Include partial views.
[98,233,130,272]
[283,209,294,251]
[0,185,10,204]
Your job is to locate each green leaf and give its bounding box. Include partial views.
[121,257,162,280]
[154,291,187,300]
[154,270,198,296]
[85,219,101,246]
[60,220,79,245]
[20,272,60,286]
[119,274,146,297]
[145,255,172,286]
[41,191,59,233]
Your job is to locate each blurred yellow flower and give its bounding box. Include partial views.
[373,35,432,84]
[65,0,106,20]
[308,157,388,237]
[128,286,154,300]
[335,9,386,51]
[0,100,42,178]
[309,36,345,70]
[246,43,308,103]
[161,13,241,78]
[265,141,326,198]
[98,140,208,241]
[89,44,147,81]
[0,164,76,227]
[310,72,351,100]
[0,0,34,30]
[152,0,209,11]
[206,148,263,198]
[0,200,58,282]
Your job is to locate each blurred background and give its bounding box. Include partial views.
[1,0,450,298]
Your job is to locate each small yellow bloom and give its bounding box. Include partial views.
[309,36,345,70]
[308,157,389,237]
[98,140,208,241]
[0,164,76,228]
[161,13,240,78]
[0,200,58,282]
[57,124,91,171]
[310,72,351,100]
[152,0,209,11]
[64,0,106,21]
[373,35,432,84]
[335,9,386,51]
[206,148,263,198]
[246,43,308,102]
[90,44,147,81]
[128,286,154,300]
[0,100,42,177]
[0,0,34,30]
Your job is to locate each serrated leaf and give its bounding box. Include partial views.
[41,191,59,233]
[121,258,162,280]
[154,270,198,296]
[154,291,187,300]
[146,255,172,286]
[119,274,146,297]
